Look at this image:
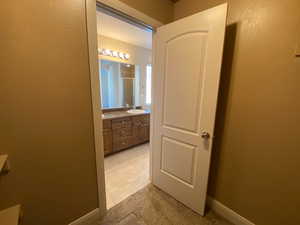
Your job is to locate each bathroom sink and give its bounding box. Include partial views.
[127,109,146,114]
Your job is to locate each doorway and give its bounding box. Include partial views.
[86,0,227,217]
[96,4,153,209]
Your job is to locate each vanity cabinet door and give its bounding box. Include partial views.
[102,120,113,156]
[112,118,134,152]
[103,129,113,155]
[113,127,134,152]
[132,114,150,144]
[112,118,132,130]
[103,119,112,129]
[113,127,132,140]
[138,126,149,143]
[113,138,134,152]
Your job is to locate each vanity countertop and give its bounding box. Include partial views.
[102,110,150,120]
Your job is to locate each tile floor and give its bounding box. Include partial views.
[90,184,233,225]
[104,143,150,209]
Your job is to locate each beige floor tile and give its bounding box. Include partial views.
[88,144,232,225]
[104,143,150,209]
[89,185,233,225]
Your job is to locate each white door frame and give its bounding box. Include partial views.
[85,0,163,217]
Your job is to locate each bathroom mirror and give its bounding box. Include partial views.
[100,59,141,109]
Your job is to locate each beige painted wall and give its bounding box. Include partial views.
[118,0,174,24]
[0,1,171,224]
[0,1,99,225]
[98,35,152,108]
[5,0,300,224]
[174,1,300,225]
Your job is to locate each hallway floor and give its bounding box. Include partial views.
[90,184,232,225]
[104,143,150,209]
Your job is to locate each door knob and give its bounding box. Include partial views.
[201,131,210,139]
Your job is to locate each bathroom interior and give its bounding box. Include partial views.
[96,7,153,209]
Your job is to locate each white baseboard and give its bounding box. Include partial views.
[68,208,100,225]
[206,196,255,225]
[68,198,254,225]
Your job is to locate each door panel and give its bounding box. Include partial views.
[163,32,207,133]
[152,4,228,215]
[161,136,196,185]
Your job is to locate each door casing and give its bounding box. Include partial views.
[85,0,162,217]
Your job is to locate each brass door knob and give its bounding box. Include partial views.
[201,131,210,139]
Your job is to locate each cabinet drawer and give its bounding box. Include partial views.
[112,118,132,130]
[132,115,150,126]
[113,127,132,140]
[113,138,134,152]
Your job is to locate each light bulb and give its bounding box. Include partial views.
[119,52,124,59]
[105,49,112,56]
[124,53,130,60]
[112,51,118,57]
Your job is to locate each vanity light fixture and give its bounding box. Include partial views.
[124,53,130,60]
[98,48,130,60]
[105,49,112,56]
[118,52,124,59]
[112,51,118,57]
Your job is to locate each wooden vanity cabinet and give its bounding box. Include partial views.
[102,114,150,156]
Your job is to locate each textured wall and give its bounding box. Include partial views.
[118,0,174,23]
[0,0,174,224]
[174,0,300,225]
[0,1,98,224]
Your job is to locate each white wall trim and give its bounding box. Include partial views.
[206,196,255,225]
[86,0,162,219]
[85,0,107,216]
[68,208,101,225]
[96,0,164,28]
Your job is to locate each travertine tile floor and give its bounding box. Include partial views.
[104,143,150,209]
[90,184,233,225]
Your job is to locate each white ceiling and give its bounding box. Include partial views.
[96,11,152,49]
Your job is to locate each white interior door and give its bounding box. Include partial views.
[151,3,228,215]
